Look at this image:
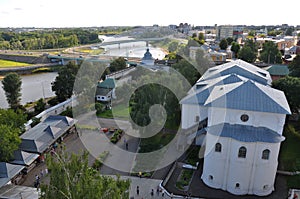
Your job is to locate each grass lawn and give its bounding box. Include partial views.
[279,123,300,188]
[176,169,194,190]
[0,59,31,68]
[139,132,175,153]
[97,103,131,119]
[75,47,104,55]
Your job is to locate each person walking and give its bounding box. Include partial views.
[126,142,128,150]
[136,186,139,195]
[150,189,154,196]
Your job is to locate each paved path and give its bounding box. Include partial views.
[118,176,195,199]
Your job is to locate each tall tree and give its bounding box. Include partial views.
[168,41,179,52]
[198,32,205,41]
[34,98,46,113]
[260,41,282,64]
[238,46,257,63]
[226,37,234,45]
[52,61,79,102]
[0,109,26,133]
[219,39,228,50]
[272,76,300,113]
[0,124,21,162]
[238,40,258,63]
[285,27,294,36]
[41,151,130,199]
[231,42,240,58]
[109,57,127,73]
[2,73,22,110]
[289,55,300,77]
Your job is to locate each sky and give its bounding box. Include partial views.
[0,0,300,28]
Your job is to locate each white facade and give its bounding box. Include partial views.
[181,104,207,129]
[95,88,116,102]
[202,133,281,196]
[207,107,286,135]
[180,59,290,197]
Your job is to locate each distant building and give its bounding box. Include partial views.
[180,60,290,196]
[266,64,290,81]
[96,78,116,102]
[217,25,234,40]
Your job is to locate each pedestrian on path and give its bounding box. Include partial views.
[126,142,128,150]
[136,186,139,195]
[151,189,154,196]
[156,185,160,195]
[162,190,165,197]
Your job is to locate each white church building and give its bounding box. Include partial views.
[180,59,291,196]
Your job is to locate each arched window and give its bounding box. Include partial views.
[262,149,270,160]
[238,146,247,158]
[215,143,222,152]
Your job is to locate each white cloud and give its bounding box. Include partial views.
[0,0,299,27]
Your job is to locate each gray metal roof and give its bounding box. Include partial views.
[20,115,76,154]
[0,184,39,199]
[181,74,247,105]
[0,163,24,188]
[204,80,291,114]
[208,123,285,143]
[200,59,272,85]
[10,150,39,166]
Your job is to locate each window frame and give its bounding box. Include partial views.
[215,143,222,153]
[238,146,247,158]
[262,149,270,160]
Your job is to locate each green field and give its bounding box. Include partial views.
[0,59,31,68]
[97,103,131,119]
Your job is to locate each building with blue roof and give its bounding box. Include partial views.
[180,59,291,196]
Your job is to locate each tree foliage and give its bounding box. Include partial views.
[231,42,240,58]
[2,73,22,110]
[260,41,282,64]
[52,62,79,102]
[219,39,228,50]
[238,40,258,63]
[285,27,294,36]
[129,70,191,130]
[41,151,130,199]
[0,29,99,50]
[0,124,21,162]
[0,108,26,133]
[272,76,300,113]
[226,37,234,45]
[109,57,127,73]
[168,41,179,52]
[34,98,46,113]
[289,55,300,77]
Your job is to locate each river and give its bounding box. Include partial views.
[0,72,58,109]
[0,36,166,109]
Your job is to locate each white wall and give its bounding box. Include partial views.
[181,104,207,129]
[202,134,281,196]
[208,107,286,134]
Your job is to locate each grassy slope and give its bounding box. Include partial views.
[279,123,300,188]
[0,59,31,68]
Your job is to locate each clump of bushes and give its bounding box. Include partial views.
[110,129,124,143]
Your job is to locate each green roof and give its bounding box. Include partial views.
[97,78,116,89]
[267,65,290,76]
